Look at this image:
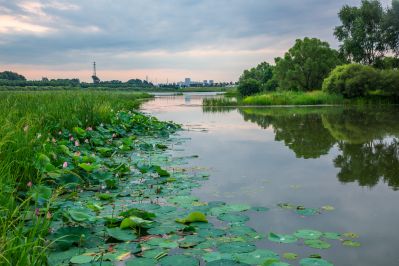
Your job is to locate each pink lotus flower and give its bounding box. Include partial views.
[112,133,117,138]
[63,162,68,168]
[86,127,93,131]
[35,208,40,216]
[74,151,81,156]
[74,140,79,147]
[69,136,74,141]
[84,139,89,143]
[27,181,32,188]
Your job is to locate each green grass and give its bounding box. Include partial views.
[242,91,344,106]
[0,91,151,265]
[203,91,344,107]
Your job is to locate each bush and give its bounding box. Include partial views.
[238,78,261,96]
[322,64,380,98]
[381,69,399,96]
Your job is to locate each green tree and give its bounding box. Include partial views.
[237,78,261,96]
[334,0,386,64]
[274,38,342,91]
[239,62,277,92]
[383,0,399,56]
[322,64,380,98]
[0,71,26,81]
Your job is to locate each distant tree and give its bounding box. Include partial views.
[383,0,399,56]
[0,71,26,81]
[274,38,343,91]
[334,0,387,64]
[237,78,261,96]
[238,62,278,94]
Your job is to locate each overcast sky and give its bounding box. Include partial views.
[0,0,393,82]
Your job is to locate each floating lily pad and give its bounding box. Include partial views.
[218,242,256,254]
[321,205,335,211]
[217,213,249,223]
[106,227,137,241]
[126,258,157,266]
[294,230,322,240]
[235,249,279,265]
[179,235,206,248]
[198,228,226,238]
[160,255,199,266]
[299,258,333,266]
[343,232,359,239]
[268,233,298,244]
[70,254,93,264]
[176,212,208,224]
[322,232,341,240]
[296,208,318,217]
[304,240,331,249]
[283,252,298,260]
[207,259,250,266]
[210,204,251,216]
[342,240,361,247]
[203,252,233,262]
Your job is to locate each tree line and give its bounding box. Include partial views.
[238,0,399,99]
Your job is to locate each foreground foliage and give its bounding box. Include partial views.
[0,91,150,265]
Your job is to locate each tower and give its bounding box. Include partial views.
[92,61,100,84]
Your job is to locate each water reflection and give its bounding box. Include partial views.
[205,106,399,190]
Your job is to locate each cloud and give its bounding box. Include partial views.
[0,0,393,81]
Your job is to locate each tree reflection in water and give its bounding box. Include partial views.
[204,106,399,190]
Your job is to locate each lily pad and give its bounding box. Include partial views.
[304,240,331,249]
[126,258,157,266]
[268,233,298,244]
[218,242,256,254]
[342,240,361,247]
[176,212,208,224]
[294,230,322,240]
[160,255,199,266]
[217,213,249,223]
[321,205,335,211]
[283,253,298,260]
[299,258,333,266]
[207,259,250,266]
[343,232,359,239]
[106,227,137,241]
[70,254,93,264]
[322,232,341,240]
[235,249,279,265]
[295,208,318,217]
[203,252,233,262]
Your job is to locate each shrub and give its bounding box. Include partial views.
[238,78,261,96]
[322,64,380,98]
[381,69,399,96]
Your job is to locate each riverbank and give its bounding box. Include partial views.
[203,90,399,107]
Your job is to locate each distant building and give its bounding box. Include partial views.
[184,78,191,87]
[209,80,214,85]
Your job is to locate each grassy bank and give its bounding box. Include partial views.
[203,91,344,106]
[0,91,151,265]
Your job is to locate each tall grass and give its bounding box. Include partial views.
[242,91,344,106]
[0,91,150,265]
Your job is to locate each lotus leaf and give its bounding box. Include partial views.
[235,249,279,265]
[294,230,322,240]
[106,227,137,241]
[160,255,199,266]
[304,240,331,249]
[217,242,256,254]
[268,233,298,244]
[299,258,333,266]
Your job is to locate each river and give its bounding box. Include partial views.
[142,93,399,266]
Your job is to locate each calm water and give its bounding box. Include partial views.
[142,93,399,266]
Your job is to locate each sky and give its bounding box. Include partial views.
[0,0,393,83]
